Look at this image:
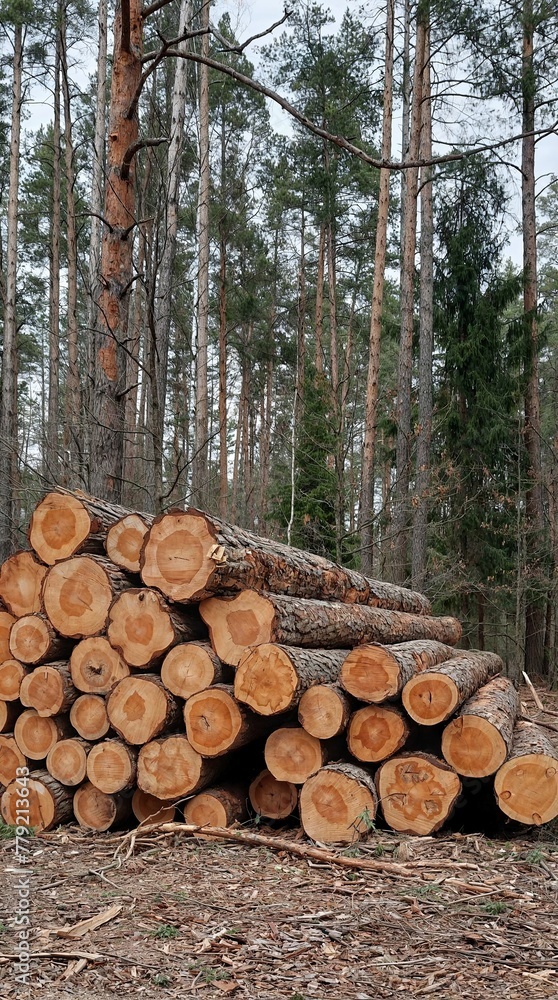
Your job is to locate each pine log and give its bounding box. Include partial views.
[107,588,205,669]
[70,637,130,694]
[248,769,298,820]
[402,651,503,725]
[73,781,133,831]
[184,783,248,827]
[70,694,110,740]
[298,684,352,739]
[161,641,231,700]
[0,659,30,701]
[86,738,138,793]
[140,508,432,612]
[0,610,16,661]
[1,700,23,735]
[494,721,558,826]
[340,639,457,703]
[0,734,28,786]
[0,550,47,616]
[441,676,520,777]
[42,555,134,638]
[131,788,177,825]
[376,752,462,835]
[300,762,378,844]
[200,590,460,666]
[264,726,342,784]
[106,512,153,573]
[235,644,348,716]
[19,661,78,717]
[184,684,271,757]
[347,704,410,763]
[9,613,74,665]
[106,675,179,745]
[14,709,72,759]
[29,488,136,564]
[137,734,224,799]
[1,769,74,831]
[46,737,91,786]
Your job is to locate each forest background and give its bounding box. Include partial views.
[0,0,557,679]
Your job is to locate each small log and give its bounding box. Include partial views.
[131,788,177,825]
[19,661,78,717]
[376,752,461,835]
[86,738,138,793]
[402,651,502,725]
[70,694,110,740]
[140,508,432,612]
[70,637,130,694]
[29,488,136,564]
[347,704,410,763]
[0,610,16,662]
[300,762,378,844]
[14,709,71,759]
[137,734,224,799]
[1,769,74,831]
[46,737,91,786]
[161,641,230,700]
[200,590,461,666]
[235,644,348,716]
[0,550,47,616]
[264,726,340,784]
[0,734,28,786]
[42,555,134,638]
[248,768,298,820]
[340,639,457,703]
[0,660,30,701]
[106,675,179,745]
[184,684,270,757]
[298,684,352,739]
[494,720,558,826]
[73,781,133,831]
[106,512,153,573]
[9,613,74,665]
[442,676,520,777]
[184,783,248,827]
[107,588,205,669]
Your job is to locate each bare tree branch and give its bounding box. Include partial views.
[141,0,176,19]
[121,136,168,181]
[209,10,292,54]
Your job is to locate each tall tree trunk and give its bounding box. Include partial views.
[218,106,228,519]
[47,17,61,484]
[315,224,325,374]
[288,212,306,547]
[400,0,411,252]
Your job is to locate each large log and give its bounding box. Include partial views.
[248,768,298,820]
[184,783,248,827]
[0,734,28,786]
[73,781,133,831]
[0,699,22,734]
[298,684,352,739]
[264,726,341,784]
[494,721,558,826]
[29,489,136,564]
[402,651,502,725]
[86,738,138,793]
[0,610,16,661]
[376,752,462,835]
[107,588,205,669]
[46,737,91,786]
[9,614,74,665]
[42,555,134,638]
[340,639,457,703]
[441,676,520,777]
[69,694,110,740]
[184,684,270,757]
[1,769,74,831]
[347,704,410,763]
[235,645,348,716]
[137,734,223,799]
[70,637,130,694]
[14,709,71,759]
[300,762,378,844]
[19,661,78,717]
[0,550,47,616]
[0,659,30,701]
[200,590,461,666]
[131,788,177,825]
[161,642,231,700]
[107,675,180,745]
[106,512,153,574]
[140,508,432,612]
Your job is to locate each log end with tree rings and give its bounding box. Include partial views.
[0,734,27,787]
[199,590,276,666]
[107,589,177,669]
[264,727,325,784]
[86,739,137,794]
[42,556,114,638]
[70,637,130,695]
[297,684,351,739]
[19,662,77,717]
[248,768,298,819]
[73,781,132,831]
[402,670,461,725]
[140,510,219,602]
[46,737,90,786]
[0,550,47,617]
[161,642,227,700]
[69,694,110,741]
[131,788,177,825]
[9,614,70,666]
[106,513,150,574]
[137,734,222,799]
[347,704,409,763]
[29,492,99,564]
[1,770,73,831]
[107,675,178,745]
[0,659,29,701]
[184,684,266,757]
[340,644,401,702]
[442,715,507,777]
[299,762,378,844]
[494,721,558,826]
[376,753,461,835]
[184,784,248,828]
[0,611,16,662]
[14,709,70,759]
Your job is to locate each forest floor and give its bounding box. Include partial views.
[1,685,557,1000]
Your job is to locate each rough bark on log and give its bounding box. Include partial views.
[340,639,457,703]
[376,752,461,835]
[46,736,91,786]
[0,550,47,616]
[248,768,298,820]
[70,637,130,694]
[19,661,78,717]
[235,644,348,716]
[300,762,378,844]
[161,641,230,700]
[442,676,520,777]
[73,781,133,831]
[402,651,502,725]
[107,588,205,669]
[0,699,22,734]
[29,488,137,564]
[200,589,460,666]
[0,610,16,661]
[106,674,179,745]
[184,783,248,827]
[264,726,342,784]
[9,613,74,665]
[140,508,432,612]
[0,659,30,701]
[0,733,27,786]
[69,694,110,740]
[494,720,558,826]
[137,734,224,799]
[347,704,410,763]
[184,684,271,757]
[106,512,153,573]
[1,769,74,831]
[298,684,352,739]
[86,738,138,793]
[42,555,134,638]
[14,709,72,759]
[131,788,177,825]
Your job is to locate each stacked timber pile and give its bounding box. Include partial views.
[1,488,557,842]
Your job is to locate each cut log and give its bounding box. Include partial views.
[0,734,28,786]
[29,489,135,564]
[494,721,558,826]
[46,737,91,786]
[70,694,110,740]
[42,555,134,638]
[140,508,432,613]
[376,752,462,835]
[264,726,340,784]
[0,660,30,701]
[9,613,74,665]
[1,769,74,831]
[248,768,298,820]
[184,684,270,757]
[184,783,248,827]
[19,661,77,717]
[86,738,138,793]
[106,675,179,745]
[106,513,153,573]
[402,651,502,725]
[0,610,16,662]
[70,637,130,694]
[235,644,348,716]
[107,588,205,669]
[340,639,457,703]
[137,734,223,799]
[200,590,460,666]
[300,762,378,844]
[442,676,520,777]
[73,781,133,831]
[298,684,352,739]
[131,788,177,825]
[1,700,23,735]
[0,550,47,616]
[347,705,410,763]
[161,642,230,700]
[14,709,71,759]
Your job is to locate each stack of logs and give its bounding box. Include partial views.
[0,488,557,843]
